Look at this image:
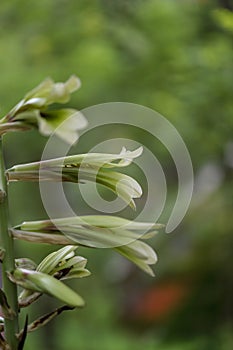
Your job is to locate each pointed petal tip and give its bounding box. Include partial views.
[65,75,82,92]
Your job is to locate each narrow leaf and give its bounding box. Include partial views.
[18,315,28,350]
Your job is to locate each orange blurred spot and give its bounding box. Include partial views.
[133,282,189,322]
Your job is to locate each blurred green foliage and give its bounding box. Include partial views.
[0,0,232,349]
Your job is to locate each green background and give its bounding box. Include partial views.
[0,0,233,349]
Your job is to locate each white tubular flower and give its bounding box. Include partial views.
[14,246,90,308]
[0,76,87,143]
[7,147,143,209]
[14,215,164,277]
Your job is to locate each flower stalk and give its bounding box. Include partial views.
[0,137,19,349]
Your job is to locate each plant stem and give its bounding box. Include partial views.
[0,137,19,349]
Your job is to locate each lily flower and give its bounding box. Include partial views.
[0,76,87,143]
[7,147,143,209]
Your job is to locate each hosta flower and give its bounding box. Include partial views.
[0,76,87,143]
[10,269,85,308]
[36,245,90,280]
[20,75,81,106]
[13,215,164,277]
[7,147,143,209]
[12,246,90,308]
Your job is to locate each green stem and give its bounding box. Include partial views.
[0,137,19,349]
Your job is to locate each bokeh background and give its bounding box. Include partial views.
[0,0,233,349]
